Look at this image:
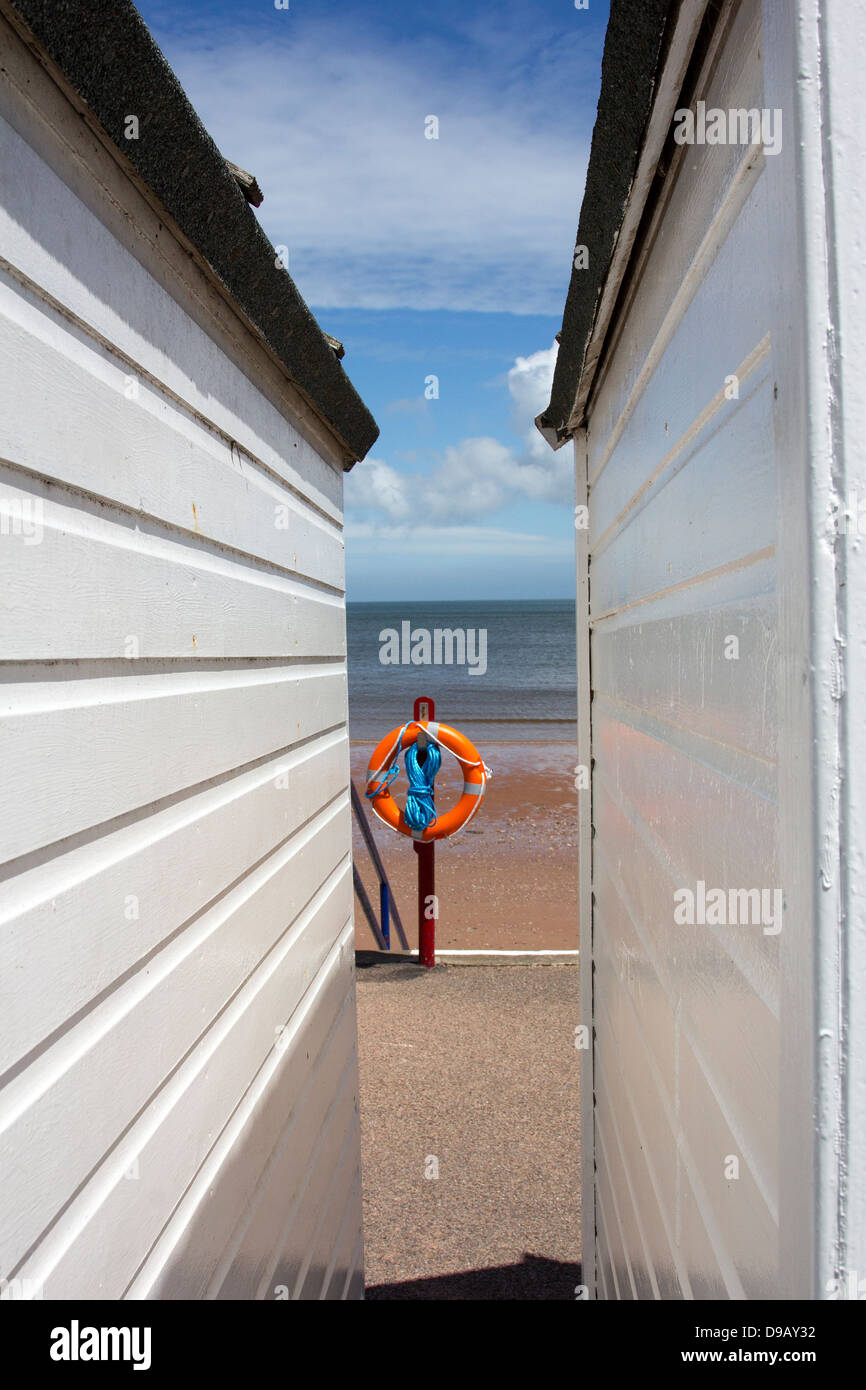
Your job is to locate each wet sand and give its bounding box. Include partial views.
[351,742,579,951]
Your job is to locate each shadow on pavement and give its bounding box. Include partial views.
[364,1253,582,1300]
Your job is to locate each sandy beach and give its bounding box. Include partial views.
[351,741,578,951]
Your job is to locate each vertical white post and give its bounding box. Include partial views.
[574,427,595,1299]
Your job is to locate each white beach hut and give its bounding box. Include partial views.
[0,0,377,1298]
[538,0,866,1299]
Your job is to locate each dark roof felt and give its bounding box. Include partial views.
[5,0,379,465]
[536,0,676,446]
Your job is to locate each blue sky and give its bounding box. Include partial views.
[135,0,609,599]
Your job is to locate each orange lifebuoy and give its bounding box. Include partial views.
[365,720,488,841]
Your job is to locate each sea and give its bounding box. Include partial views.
[347,599,577,744]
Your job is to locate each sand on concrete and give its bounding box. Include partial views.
[351,742,579,951]
[356,958,581,1300]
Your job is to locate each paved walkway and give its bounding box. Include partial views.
[356,958,581,1299]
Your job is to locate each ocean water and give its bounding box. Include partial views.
[347,599,577,743]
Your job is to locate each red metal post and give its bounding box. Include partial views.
[413,696,436,968]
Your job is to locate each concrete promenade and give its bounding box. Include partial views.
[356,956,581,1299]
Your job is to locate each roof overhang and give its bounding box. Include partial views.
[2,0,379,467]
[537,0,714,449]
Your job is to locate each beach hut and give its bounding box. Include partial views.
[538,0,866,1299]
[0,0,377,1298]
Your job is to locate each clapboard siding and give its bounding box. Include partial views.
[0,16,363,1299]
[0,276,346,591]
[589,0,765,468]
[584,0,784,1298]
[1,667,347,862]
[0,473,346,660]
[0,97,343,520]
[40,927,358,1300]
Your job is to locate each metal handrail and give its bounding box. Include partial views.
[351,779,409,951]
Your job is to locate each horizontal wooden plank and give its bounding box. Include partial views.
[0,731,349,1076]
[597,1116,645,1297]
[0,665,347,864]
[593,1043,684,1298]
[593,714,780,1007]
[0,842,352,1276]
[596,930,740,1297]
[0,110,343,520]
[207,968,359,1300]
[594,929,680,1242]
[0,284,345,590]
[589,0,765,468]
[593,850,678,1107]
[678,1032,779,1297]
[303,1167,363,1301]
[320,1175,364,1300]
[590,374,775,619]
[591,549,775,636]
[283,1109,361,1301]
[594,808,780,1191]
[35,931,356,1299]
[0,468,345,660]
[219,1049,360,1301]
[588,182,772,539]
[592,593,778,762]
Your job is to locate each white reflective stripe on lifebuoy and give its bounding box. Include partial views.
[411,829,426,841]
[462,782,483,795]
[426,721,439,740]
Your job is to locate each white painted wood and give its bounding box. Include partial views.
[0,732,349,1074]
[762,0,866,1298]
[579,0,866,1302]
[0,467,345,661]
[0,281,346,592]
[0,15,363,1300]
[0,8,350,481]
[0,60,347,509]
[0,666,347,863]
[587,0,763,459]
[0,819,352,1274]
[580,0,802,1300]
[32,927,357,1300]
[567,0,714,433]
[818,0,866,1295]
[574,429,595,1299]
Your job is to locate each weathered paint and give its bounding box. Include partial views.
[0,15,363,1299]
[575,0,866,1298]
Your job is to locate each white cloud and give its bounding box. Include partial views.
[346,458,412,524]
[345,340,572,526]
[508,343,561,461]
[155,27,586,313]
[385,397,431,417]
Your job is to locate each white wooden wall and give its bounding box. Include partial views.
[580,0,810,1299]
[0,17,363,1299]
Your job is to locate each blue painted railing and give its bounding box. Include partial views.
[351,780,409,951]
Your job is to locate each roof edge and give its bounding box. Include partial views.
[3,0,379,465]
[536,0,678,447]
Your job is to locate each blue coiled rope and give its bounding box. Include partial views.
[403,741,442,831]
[365,722,443,831]
[367,727,442,832]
